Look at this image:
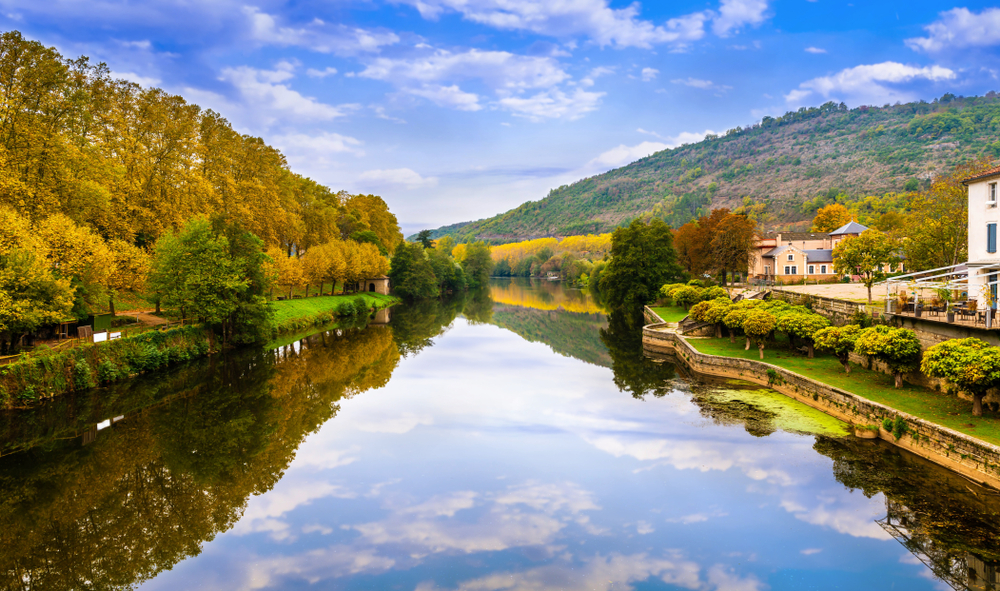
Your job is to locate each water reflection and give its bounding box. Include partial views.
[0,281,998,591]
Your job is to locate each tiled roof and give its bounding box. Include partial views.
[763,231,829,241]
[763,245,790,257]
[803,249,833,263]
[962,164,1000,184]
[829,221,869,235]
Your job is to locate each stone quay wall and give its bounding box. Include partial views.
[642,323,1000,490]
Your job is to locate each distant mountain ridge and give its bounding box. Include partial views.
[425,93,1000,243]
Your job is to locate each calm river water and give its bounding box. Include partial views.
[2,278,999,591]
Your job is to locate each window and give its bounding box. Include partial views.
[821,265,827,274]
[991,183,997,207]
[808,265,815,274]
[764,265,770,275]
[989,223,998,254]
[787,254,794,261]
[784,265,790,275]
[791,266,798,275]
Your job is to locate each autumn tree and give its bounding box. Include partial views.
[775,312,829,358]
[922,338,1000,416]
[811,203,853,232]
[854,325,922,388]
[743,308,776,360]
[833,229,900,306]
[813,324,862,373]
[106,239,149,316]
[711,213,757,285]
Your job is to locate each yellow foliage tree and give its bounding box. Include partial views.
[811,203,853,232]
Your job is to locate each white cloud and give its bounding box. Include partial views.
[244,545,395,589]
[244,6,399,55]
[359,168,440,189]
[712,0,769,37]
[579,66,615,87]
[355,412,435,433]
[586,141,668,171]
[396,0,712,49]
[906,7,1000,53]
[215,64,357,125]
[233,481,356,541]
[307,67,338,78]
[635,520,655,534]
[271,132,365,158]
[111,71,161,87]
[785,61,957,107]
[359,49,570,91]
[404,84,483,111]
[706,565,766,591]
[641,67,659,82]
[671,77,733,92]
[498,87,604,121]
[800,548,822,555]
[804,46,826,54]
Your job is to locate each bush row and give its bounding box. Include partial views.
[0,325,212,407]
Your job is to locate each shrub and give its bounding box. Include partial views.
[775,312,830,357]
[744,309,777,359]
[854,325,922,388]
[813,324,862,373]
[97,360,122,384]
[73,359,94,390]
[674,286,702,310]
[922,337,1000,417]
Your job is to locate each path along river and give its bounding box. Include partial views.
[1,278,999,591]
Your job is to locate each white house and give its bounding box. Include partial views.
[963,166,1000,307]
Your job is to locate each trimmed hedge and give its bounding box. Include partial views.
[0,325,211,407]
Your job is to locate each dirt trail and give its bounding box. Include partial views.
[133,311,170,326]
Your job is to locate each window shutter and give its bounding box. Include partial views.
[990,224,997,254]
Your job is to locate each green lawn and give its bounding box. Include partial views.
[650,306,689,323]
[271,293,396,324]
[685,335,1000,446]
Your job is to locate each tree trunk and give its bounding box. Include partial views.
[745,336,751,350]
[715,324,722,338]
[288,285,293,300]
[973,392,984,417]
[840,356,851,374]
[305,284,310,298]
[109,296,116,317]
[729,330,735,344]
[758,343,764,360]
[807,343,814,359]
[319,281,324,296]
[894,372,903,389]
[155,299,161,314]
[866,283,873,307]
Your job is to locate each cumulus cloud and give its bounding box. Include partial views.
[270,131,364,157]
[497,87,605,121]
[359,168,440,189]
[585,141,668,171]
[671,77,733,92]
[358,49,570,91]
[906,7,1000,53]
[804,46,826,54]
[641,67,659,82]
[404,84,483,111]
[244,6,399,55]
[112,71,162,87]
[232,481,356,541]
[307,67,338,78]
[219,64,357,123]
[784,61,957,107]
[712,0,769,37]
[395,0,712,49]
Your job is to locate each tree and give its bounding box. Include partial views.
[599,218,683,315]
[461,241,494,288]
[691,297,733,338]
[743,308,776,360]
[711,214,756,285]
[388,242,440,300]
[922,338,1000,417]
[833,229,900,306]
[416,230,434,249]
[811,203,853,232]
[106,239,149,316]
[723,299,763,347]
[775,312,829,358]
[0,249,74,353]
[813,324,862,373]
[854,325,922,388]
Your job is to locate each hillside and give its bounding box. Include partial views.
[430,93,1000,242]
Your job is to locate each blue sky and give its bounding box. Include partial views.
[7,1,1000,234]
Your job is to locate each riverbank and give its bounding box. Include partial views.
[271,292,397,334]
[643,323,1000,489]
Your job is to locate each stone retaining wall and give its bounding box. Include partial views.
[642,323,1000,490]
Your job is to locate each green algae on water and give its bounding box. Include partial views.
[694,384,850,438]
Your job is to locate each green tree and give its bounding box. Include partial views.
[599,218,683,315]
[743,308,776,360]
[388,242,440,300]
[921,338,1000,417]
[854,325,922,388]
[813,324,862,373]
[0,249,74,353]
[461,241,494,288]
[833,228,900,306]
[690,297,732,338]
[776,312,830,358]
[416,230,434,249]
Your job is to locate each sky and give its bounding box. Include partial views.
[6,1,1000,235]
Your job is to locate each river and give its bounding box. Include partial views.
[1,278,998,591]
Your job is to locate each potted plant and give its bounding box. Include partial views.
[936,287,955,322]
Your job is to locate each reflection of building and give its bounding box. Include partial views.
[371,307,391,325]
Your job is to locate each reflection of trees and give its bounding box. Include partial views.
[490,278,604,315]
[686,383,778,438]
[389,296,464,357]
[815,436,1000,590]
[491,305,610,368]
[461,288,494,325]
[0,326,398,591]
[600,311,676,398]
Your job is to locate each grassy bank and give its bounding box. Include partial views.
[685,335,1000,446]
[650,306,688,323]
[0,326,211,408]
[271,293,397,334]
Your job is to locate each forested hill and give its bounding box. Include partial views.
[430,93,1000,243]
